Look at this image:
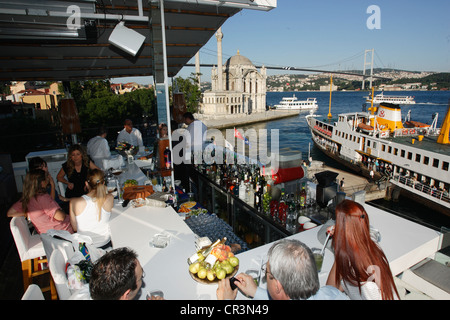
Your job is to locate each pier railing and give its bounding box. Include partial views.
[391,174,450,206]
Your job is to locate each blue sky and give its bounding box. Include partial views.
[112,0,450,84]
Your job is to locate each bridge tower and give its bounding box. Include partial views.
[362,49,374,90]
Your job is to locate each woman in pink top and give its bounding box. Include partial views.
[7,169,73,234]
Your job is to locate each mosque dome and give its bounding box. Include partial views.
[225,50,254,67]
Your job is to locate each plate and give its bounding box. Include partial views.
[189,265,239,285]
[181,201,196,209]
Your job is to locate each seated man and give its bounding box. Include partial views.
[70,247,147,300]
[217,239,349,300]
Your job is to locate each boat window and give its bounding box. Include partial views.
[400,150,405,158]
[423,156,429,165]
[373,142,377,149]
[367,140,371,147]
[407,152,412,160]
[388,146,392,153]
[382,144,386,152]
[443,161,449,171]
[432,158,439,168]
[415,154,421,162]
[357,137,360,143]
[394,148,398,156]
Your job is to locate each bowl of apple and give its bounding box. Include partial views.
[188,245,239,284]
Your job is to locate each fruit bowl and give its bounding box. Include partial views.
[189,264,238,285]
[188,245,240,284]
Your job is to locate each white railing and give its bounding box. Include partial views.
[391,174,450,207]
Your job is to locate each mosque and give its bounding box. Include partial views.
[199,28,267,117]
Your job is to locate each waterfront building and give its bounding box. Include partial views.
[200,28,267,117]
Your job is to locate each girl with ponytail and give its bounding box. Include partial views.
[69,169,113,249]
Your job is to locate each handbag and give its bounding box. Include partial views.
[122,185,154,200]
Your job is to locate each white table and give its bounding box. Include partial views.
[109,201,441,300]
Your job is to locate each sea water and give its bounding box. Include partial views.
[235,90,450,230]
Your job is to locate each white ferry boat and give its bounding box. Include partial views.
[274,95,318,110]
[365,92,416,105]
[306,102,450,216]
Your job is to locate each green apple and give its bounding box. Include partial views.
[222,263,234,274]
[197,267,207,279]
[228,257,239,267]
[216,268,226,280]
[206,269,216,281]
[189,262,201,274]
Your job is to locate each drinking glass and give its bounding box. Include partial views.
[311,247,324,273]
[245,269,259,286]
[146,290,164,300]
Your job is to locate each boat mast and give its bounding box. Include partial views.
[328,75,333,119]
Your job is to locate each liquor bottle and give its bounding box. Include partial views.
[286,193,297,232]
[204,237,227,266]
[239,180,246,200]
[163,147,171,169]
[278,188,288,224]
[254,185,262,212]
[262,186,272,216]
[188,238,222,264]
[300,183,307,208]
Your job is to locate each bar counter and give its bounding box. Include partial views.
[109,198,440,300]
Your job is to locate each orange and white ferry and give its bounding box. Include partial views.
[306,99,450,216]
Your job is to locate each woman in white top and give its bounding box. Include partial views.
[69,169,114,249]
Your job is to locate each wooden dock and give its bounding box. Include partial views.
[199,110,301,129]
[306,160,387,202]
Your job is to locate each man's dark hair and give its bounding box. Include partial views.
[183,112,194,121]
[89,247,138,300]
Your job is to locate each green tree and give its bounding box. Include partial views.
[172,74,202,113]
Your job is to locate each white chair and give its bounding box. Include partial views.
[22,284,45,300]
[10,216,57,300]
[40,232,76,263]
[49,248,73,300]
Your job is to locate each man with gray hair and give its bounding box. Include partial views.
[217,239,348,300]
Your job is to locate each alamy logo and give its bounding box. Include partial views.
[66,5,81,30]
[366,5,381,30]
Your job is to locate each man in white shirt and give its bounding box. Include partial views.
[117,119,144,148]
[87,127,111,169]
[183,112,207,158]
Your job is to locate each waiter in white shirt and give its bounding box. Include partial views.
[183,112,207,153]
[87,127,111,169]
[117,119,144,148]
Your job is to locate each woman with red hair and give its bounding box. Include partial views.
[326,200,399,300]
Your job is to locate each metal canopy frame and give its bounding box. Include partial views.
[0,0,276,191]
[0,0,277,82]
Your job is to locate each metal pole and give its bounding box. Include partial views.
[159,0,175,192]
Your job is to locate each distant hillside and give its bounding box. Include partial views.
[390,72,450,89]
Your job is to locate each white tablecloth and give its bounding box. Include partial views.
[109,201,440,300]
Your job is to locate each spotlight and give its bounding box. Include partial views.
[108,21,145,56]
